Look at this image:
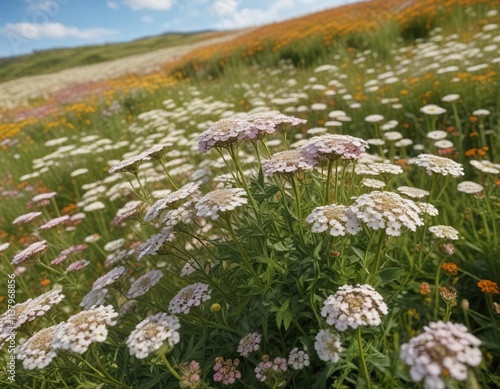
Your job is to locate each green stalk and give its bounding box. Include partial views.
[369,231,386,285]
[159,159,179,190]
[356,327,372,389]
[290,176,305,240]
[133,173,149,203]
[324,159,334,205]
[433,259,445,321]
[160,353,181,381]
[224,215,262,286]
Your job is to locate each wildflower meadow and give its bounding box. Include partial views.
[0,0,499,388]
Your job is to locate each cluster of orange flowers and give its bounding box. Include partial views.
[478,280,499,294]
[165,0,497,75]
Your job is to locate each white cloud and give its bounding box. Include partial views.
[107,1,120,9]
[141,16,155,23]
[215,0,359,29]
[211,0,239,16]
[123,0,176,11]
[1,22,118,40]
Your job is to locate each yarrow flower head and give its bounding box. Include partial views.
[306,204,360,236]
[254,355,288,383]
[12,211,42,225]
[288,347,310,370]
[420,104,446,115]
[314,329,343,363]
[169,282,212,314]
[12,240,47,265]
[92,266,127,291]
[0,289,64,347]
[457,181,483,194]
[195,188,247,220]
[244,112,306,135]
[397,186,429,199]
[126,313,180,359]
[126,269,163,298]
[429,225,459,240]
[17,324,62,369]
[52,305,118,354]
[400,321,482,389]
[144,181,201,222]
[39,215,70,230]
[197,117,250,153]
[263,149,315,176]
[299,134,368,163]
[321,284,388,331]
[409,154,464,177]
[213,357,242,385]
[80,288,108,309]
[237,332,262,357]
[350,191,423,236]
[66,260,90,272]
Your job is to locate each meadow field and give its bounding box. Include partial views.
[0,0,499,388]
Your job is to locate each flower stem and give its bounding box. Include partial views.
[356,327,372,389]
[434,259,445,321]
[224,215,262,286]
[290,176,305,240]
[160,353,181,381]
[369,231,386,285]
[324,159,334,205]
[159,159,179,190]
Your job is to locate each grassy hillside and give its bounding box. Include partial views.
[0,30,224,83]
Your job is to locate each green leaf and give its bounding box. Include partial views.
[378,267,405,284]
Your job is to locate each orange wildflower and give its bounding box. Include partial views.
[40,278,51,287]
[419,282,431,295]
[441,262,459,275]
[478,280,499,294]
[465,148,477,157]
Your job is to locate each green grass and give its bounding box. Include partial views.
[0,30,226,83]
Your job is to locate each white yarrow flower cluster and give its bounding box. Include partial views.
[470,160,500,174]
[195,188,247,220]
[263,150,315,176]
[17,324,62,369]
[80,288,108,309]
[300,134,368,162]
[126,313,180,359]
[306,204,360,236]
[457,181,483,194]
[136,226,176,260]
[12,240,48,265]
[409,154,464,177]
[429,225,459,240]
[237,332,262,357]
[288,348,310,370]
[92,266,127,291]
[144,181,201,222]
[0,290,64,347]
[350,191,423,236]
[126,269,163,298]
[169,283,212,314]
[314,329,343,363]
[400,321,482,389]
[321,284,388,331]
[397,186,429,199]
[52,305,118,354]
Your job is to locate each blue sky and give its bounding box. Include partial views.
[0,0,362,58]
